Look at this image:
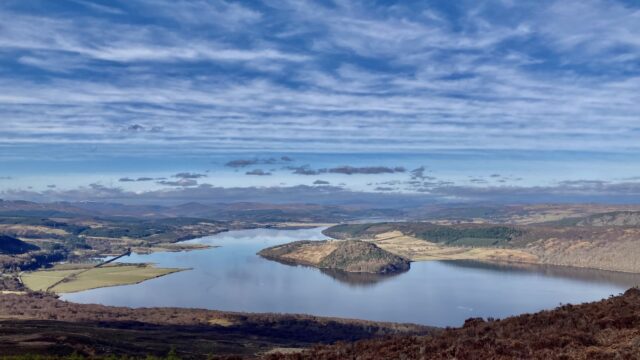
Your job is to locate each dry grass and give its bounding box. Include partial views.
[0,225,69,237]
[21,264,182,293]
[525,229,640,273]
[208,317,236,327]
[280,241,340,265]
[264,347,306,355]
[0,290,26,295]
[369,231,539,263]
[132,242,212,254]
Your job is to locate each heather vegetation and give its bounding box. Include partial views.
[0,293,430,358]
[268,288,640,360]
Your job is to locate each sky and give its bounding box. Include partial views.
[1,0,640,205]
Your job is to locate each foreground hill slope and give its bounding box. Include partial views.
[258,240,410,274]
[0,292,431,358]
[269,288,640,360]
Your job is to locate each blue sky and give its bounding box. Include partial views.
[1,0,640,204]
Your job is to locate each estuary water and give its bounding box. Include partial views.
[62,227,640,327]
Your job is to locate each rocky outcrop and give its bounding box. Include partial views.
[258,240,410,274]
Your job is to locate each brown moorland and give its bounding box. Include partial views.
[267,288,640,360]
[0,292,431,358]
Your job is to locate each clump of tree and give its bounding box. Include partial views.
[324,223,523,248]
[412,226,522,246]
[0,235,39,254]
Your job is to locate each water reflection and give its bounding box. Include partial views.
[62,227,640,327]
[320,268,409,287]
[446,260,640,289]
[259,255,410,287]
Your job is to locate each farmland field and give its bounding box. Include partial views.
[21,264,182,293]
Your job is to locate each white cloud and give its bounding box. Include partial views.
[0,0,638,154]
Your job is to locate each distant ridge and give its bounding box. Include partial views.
[577,211,640,226]
[0,199,402,222]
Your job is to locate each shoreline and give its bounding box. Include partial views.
[20,263,187,294]
[0,291,433,358]
[325,229,640,275]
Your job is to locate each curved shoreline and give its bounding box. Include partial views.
[20,263,186,294]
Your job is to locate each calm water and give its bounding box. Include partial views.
[62,228,640,327]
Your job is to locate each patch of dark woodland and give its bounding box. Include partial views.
[0,235,39,255]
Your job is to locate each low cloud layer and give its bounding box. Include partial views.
[245,169,271,176]
[5,178,640,206]
[173,172,207,179]
[156,179,199,187]
[119,176,165,183]
[290,165,406,176]
[226,157,293,168]
[0,184,429,207]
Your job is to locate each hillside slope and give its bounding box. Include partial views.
[268,288,640,360]
[324,222,640,273]
[0,292,431,358]
[577,211,640,226]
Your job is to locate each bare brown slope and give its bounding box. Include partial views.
[268,288,640,360]
[324,223,640,273]
[0,292,431,358]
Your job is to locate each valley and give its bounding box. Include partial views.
[1,201,640,358]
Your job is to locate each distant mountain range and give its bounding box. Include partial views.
[0,199,403,223]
